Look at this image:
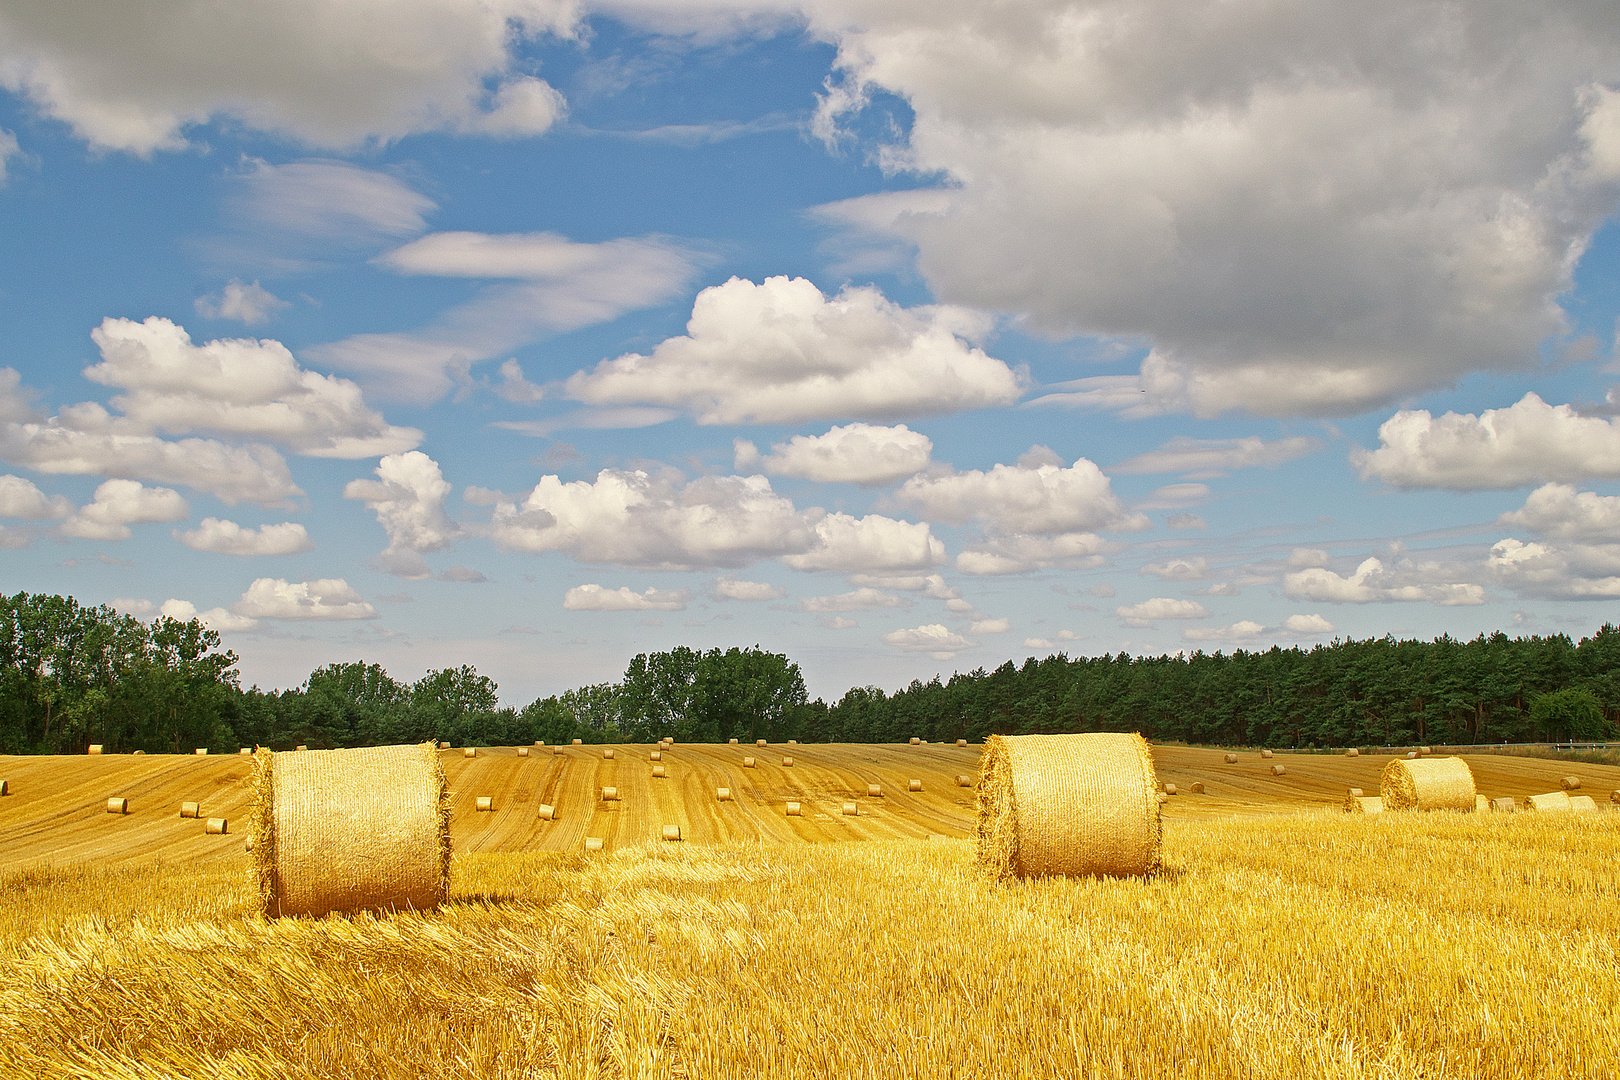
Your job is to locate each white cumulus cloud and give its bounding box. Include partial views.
[194,280,289,325]
[1285,556,1485,606]
[734,422,932,485]
[880,623,975,659]
[158,598,259,632]
[175,517,312,556]
[565,276,1023,425]
[713,577,787,601]
[0,473,69,519]
[343,452,457,580]
[898,450,1147,535]
[563,584,691,611]
[799,588,908,613]
[1112,435,1323,476]
[1140,556,1208,581]
[780,511,945,573]
[232,578,376,621]
[1284,614,1337,635]
[1488,537,1620,600]
[59,479,188,540]
[1115,597,1211,627]
[1499,483,1620,540]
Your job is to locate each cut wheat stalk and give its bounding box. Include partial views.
[976,732,1161,880]
[1380,757,1476,812]
[205,817,228,835]
[253,743,449,918]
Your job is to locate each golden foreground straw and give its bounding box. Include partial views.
[976,732,1161,880]
[254,743,450,918]
[1380,756,1476,811]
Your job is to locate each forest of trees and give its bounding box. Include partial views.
[3,591,1617,754]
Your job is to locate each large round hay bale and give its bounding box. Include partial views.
[1569,795,1598,813]
[239,747,252,756]
[132,750,145,755]
[662,824,682,841]
[1526,791,1571,812]
[1189,782,1203,794]
[650,750,661,761]
[867,783,883,798]
[1380,757,1475,812]
[728,738,738,744]
[1260,749,1274,759]
[909,737,921,745]
[976,732,1160,880]
[475,796,493,812]
[253,743,449,919]
[553,746,565,755]
[537,803,555,820]
[756,739,767,747]
[88,745,102,755]
[1224,753,1238,764]
[1164,783,1178,795]
[601,786,618,801]
[652,764,666,778]
[717,787,732,801]
[0,780,8,796]
[296,745,308,751]
[782,757,793,767]
[1345,795,1383,814]
[957,739,967,746]
[1490,797,1516,813]
[180,802,200,818]
[106,797,128,814]
[1474,794,1489,813]
[516,747,529,757]
[743,757,755,768]
[463,747,476,758]
[1419,746,1433,756]
[571,738,582,745]
[955,774,972,787]
[788,739,797,745]
[584,837,603,851]
[909,779,922,791]
[841,802,858,816]
[205,817,228,835]
[1560,775,1581,790]
[602,749,614,760]
[437,742,450,750]
[1345,748,1359,757]
[1347,787,1363,798]
[194,748,209,756]
[1272,763,1289,776]
[534,740,545,747]
[785,801,801,816]
[1611,789,1620,804]
[1406,751,1418,759]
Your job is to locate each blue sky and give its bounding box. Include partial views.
[2,1,1619,705]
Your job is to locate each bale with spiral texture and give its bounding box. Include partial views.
[1261,749,1274,759]
[1346,748,1359,757]
[1380,757,1475,812]
[976,732,1161,880]
[253,743,449,918]
[1271,764,1287,776]
[1224,753,1238,764]
[1560,775,1581,790]
[1189,782,1203,794]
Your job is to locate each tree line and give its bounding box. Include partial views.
[2,591,1616,754]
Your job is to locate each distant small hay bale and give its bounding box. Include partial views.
[868,783,883,798]
[1345,795,1384,814]
[205,817,227,835]
[786,801,801,816]
[1419,746,1433,755]
[717,787,732,801]
[245,837,253,851]
[650,750,662,761]
[1406,751,1418,759]
[957,739,968,747]
[1346,748,1359,757]
[1261,749,1274,759]
[602,749,614,759]
[910,737,921,745]
[255,743,449,919]
[782,757,793,767]
[1189,782,1204,794]
[728,738,738,744]
[1348,787,1363,798]
[475,796,493,812]
[909,779,923,791]
[757,739,767,747]
[297,745,308,751]
[1380,757,1475,812]
[743,757,756,767]
[88,745,103,755]
[438,742,450,750]
[1164,783,1178,795]
[194,748,208,756]
[537,804,555,820]
[842,802,858,816]
[1475,794,1489,813]
[0,780,8,796]
[601,787,619,801]
[956,774,973,787]
[1611,789,1620,804]
[1224,753,1238,764]
[788,739,798,744]
[535,740,545,747]
[553,746,565,755]
[133,750,145,755]
[584,837,604,852]
[180,801,200,818]
[1569,795,1598,813]
[239,748,252,755]
[463,748,476,758]
[976,732,1161,880]
[1491,797,1516,813]
[652,764,666,778]
[664,738,675,746]
[106,797,128,814]
[516,747,529,757]
[1526,791,1572,812]
[572,738,582,745]
[1560,775,1581,790]
[1271,764,1286,776]
[661,824,682,841]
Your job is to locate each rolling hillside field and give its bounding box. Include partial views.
[2,743,1618,1078]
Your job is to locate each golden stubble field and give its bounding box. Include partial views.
[2,743,1619,1079]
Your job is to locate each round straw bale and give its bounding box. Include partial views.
[535,740,545,747]
[1419,746,1433,755]
[463,747,476,758]
[1224,753,1238,764]
[665,738,675,745]
[1525,791,1571,812]
[743,756,756,767]
[0,780,8,796]
[1346,748,1359,757]
[1271,764,1286,776]
[1260,749,1274,759]
[788,739,797,744]
[717,787,732,801]
[782,757,793,767]
[956,774,972,787]
[538,804,555,820]
[1611,789,1620,804]
[756,739,767,747]
[602,749,614,759]
[652,764,666,778]
[1475,794,1489,813]
[1345,795,1384,814]
[909,779,923,791]
[1405,751,1418,759]
[1560,775,1581,790]
[516,747,529,757]
[841,802,858,815]
[180,801,200,818]
[296,745,308,751]
[133,750,144,755]
[88,744,103,755]
[475,796,493,812]
[553,746,565,755]
[438,742,450,750]
[910,737,921,745]
[662,824,682,841]
[1189,782,1204,794]
[1380,757,1475,812]
[1348,787,1363,798]
[572,738,582,745]
[867,783,883,798]
[957,739,967,746]
[245,837,253,851]
[976,732,1160,880]
[584,837,603,851]
[239,747,252,755]
[1569,794,1598,813]
[206,817,228,835]
[106,797,128,814]
[195,747,208,756]
[601,786,619,801]
[253,743,449,919]
[1491,797,1516,813]
[650,750,662,761]
[786,801,801,815]
[1164,783,1178,795]
[728,738,738,744]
